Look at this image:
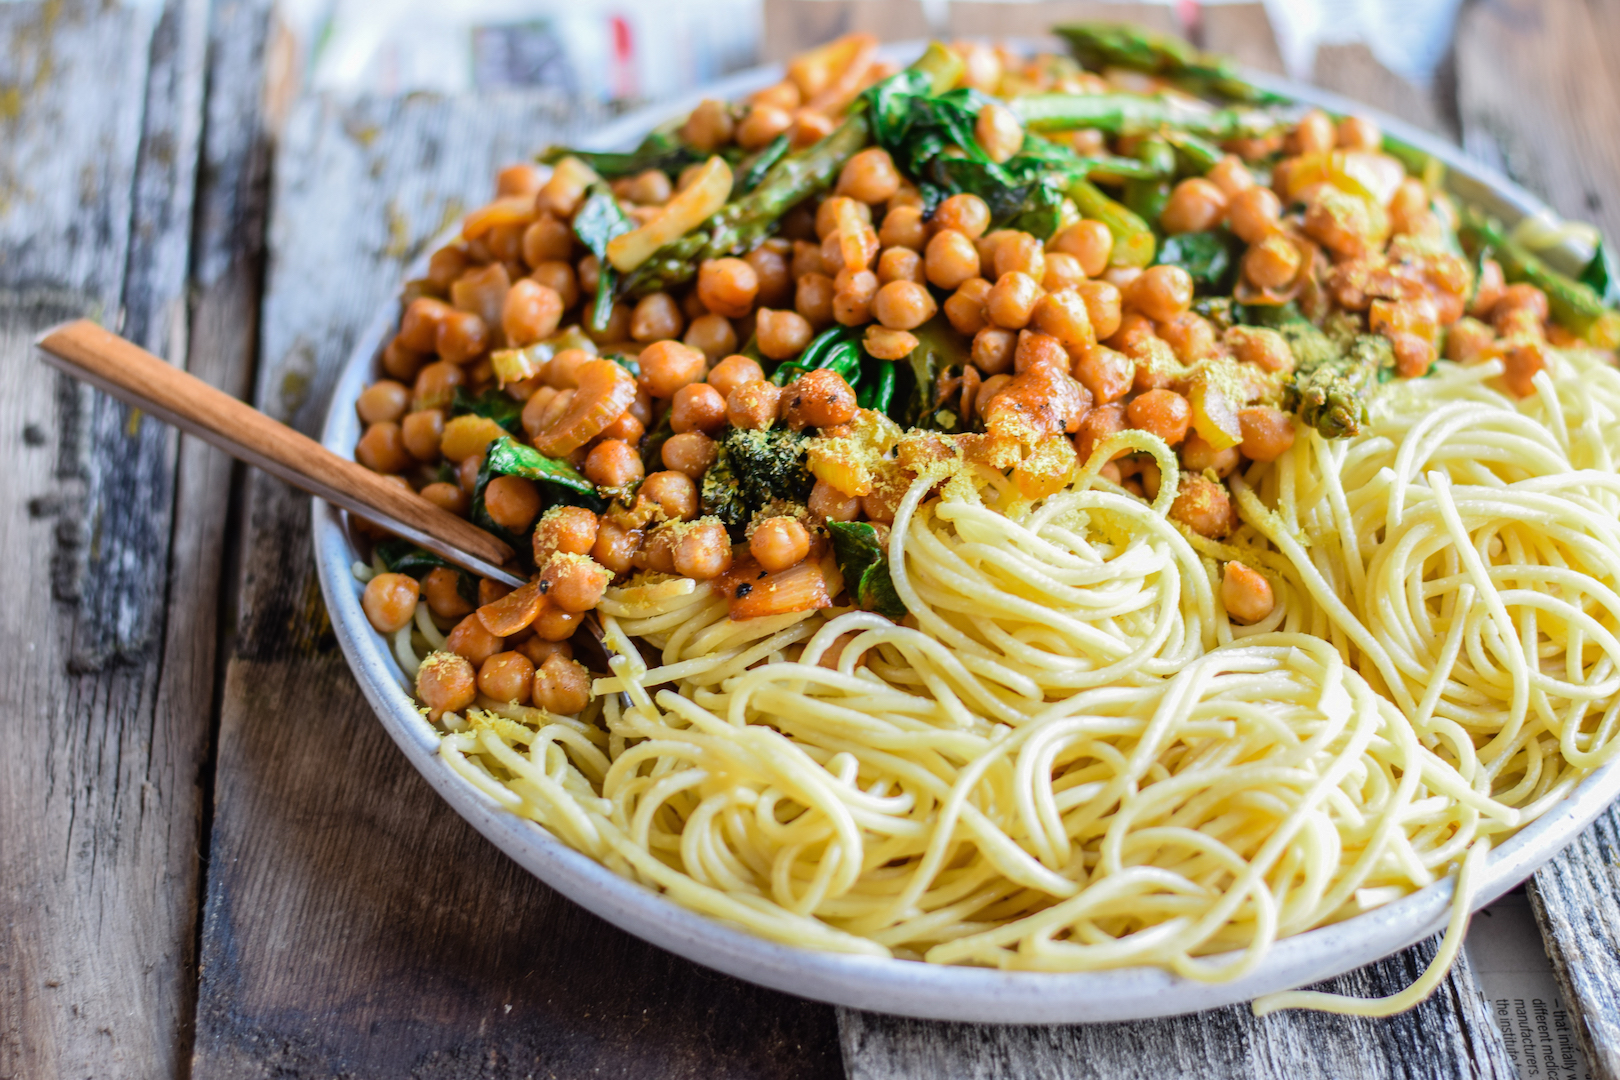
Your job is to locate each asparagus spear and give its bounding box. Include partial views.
[621,43,965,297]
[1053,22,1284,104]
[1459,209,1620,350]
[1067,177,1156,267]
[1247,305,1392,439]
[1012,91,1280,140]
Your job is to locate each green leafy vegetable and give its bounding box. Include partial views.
[483,436,596,495]
[771,324,864,385]
[700,427,814,539]
[1579,239,1620,308]
[374,539,479,604]
[826,521,906,619]
[573,182,635,334]
[451,386,524,434]
[901,317,972,430]
[1156,230,1243,292]
[540,126,697,178]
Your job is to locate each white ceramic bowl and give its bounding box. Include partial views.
[315,47,1620,1023]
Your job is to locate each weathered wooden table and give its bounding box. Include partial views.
[3,1,1618,1077]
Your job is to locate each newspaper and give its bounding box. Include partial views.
[1466,891,1593,1080]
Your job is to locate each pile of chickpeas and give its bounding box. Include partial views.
[349,43,1569,720]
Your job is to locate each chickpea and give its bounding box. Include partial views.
[862,485,900,525]
[752,308,811,362]
[533,652,591,714]
[1014,331,1069,374]
[362,572,420,633]
[790,109,835,149]
[781,368,858,430]
[383,336,429,382]
[673,520,733,580]
[519,214,572,269]
[515,637,572,669]
[533,605,582,642]
[993,232,1046,283]
[808,478,860,523]
[637,339,706,399]
[662,431,718,478]
[356,421,411,474]
[1290,109,1336,155]
[972,326,1018,375]
[540,555,611,614]
[944,277,991,336]
[447,613,505,666]
[533,505,599,562]
[591,520,641,576]
[1158,312,1218,363]
[879,205,927,251]
[929,193,989,240]
[1502,339,1546,398]
[418,566,473,622]
[1493,283,1550,325]
[696,257,760,319]
[1072,344,1133,404]
[585,439,644,489]
[427,246,471,290]
[1042,252,1086,294]
[588,301,632,346]
[1221,561,1275,624]
[877,246,925,286]
[744,245,793,308]
[737,104,793,150]
[727,379,782,430]
[1237,406,1296,463]
[484,475,543,533]
[624,291,682,343]
[1336,114,1381,151]
[1125,388,1192,446]
[1206,155,1255,198]
[683,313,738,363]
[1051,221,1113,278]
[417,652,477,719]
[1031,290,1095,350]
[871,279,938,331]
[1171,474,1237,538]
[436,310,489,364]
[1160,178,1228,235]
[682,98,735,151]
[400,297,452,353]
[750,516,811,572]
[702,356,762,401]
[974,372,1013,420]
[668,382,726,435]
[924,229,981,290]
[984,271,1043,330]
[1075,280,1123,342]
[457,454,483,495]
[1243,234,1302,291]
[1445,317,1496,364]
[1470,259,1507,318]
[837,148,902,204]
[357,380,410,425]
[1126,265,1194,323]
[477,651,535,705]
[1226,326,1294,373]
[829,268,876,325]
[1180,431,1240,477]
[502,279,564,347]
[1225,186,1282,246]
[623,169,672,206]
[974,101,1024,164]
[421,481,469,517]
[796,272,837,328]
[641,470,700,522]
[1075,402,1127,463]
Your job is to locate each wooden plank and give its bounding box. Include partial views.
[838,936,1513,1079]
[0,1,223,1078]
[1455,7,1620,1074]
[191,91,845,1080]
[762,0,931,62]
[947,2,1181,40]
[1197,2,1285,76]
[1311,43,1451,138]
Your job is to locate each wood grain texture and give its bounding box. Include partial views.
[762,0,931,62]
[192,91,844,1080]
[1311,43,1451,138]
[1456,4,1620,1074]
[946,1,1181,40]
[0,1,220,1078]
[838,935,1513,1080]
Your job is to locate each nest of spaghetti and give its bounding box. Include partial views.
[344,26,1620,1012]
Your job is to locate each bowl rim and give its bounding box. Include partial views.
[313,44,1620,1024]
